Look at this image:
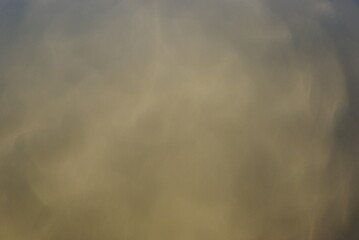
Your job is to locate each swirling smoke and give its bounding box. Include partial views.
[0,0,358,239]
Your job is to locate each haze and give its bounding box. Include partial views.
[0,0,358,239]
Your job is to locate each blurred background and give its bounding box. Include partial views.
[0,0,358,239]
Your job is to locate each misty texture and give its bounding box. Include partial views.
[0,0,358,239]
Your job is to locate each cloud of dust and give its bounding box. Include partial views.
[0,0,358,239]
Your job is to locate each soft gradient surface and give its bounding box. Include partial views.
[0,0,358,239]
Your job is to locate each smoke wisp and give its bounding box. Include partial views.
[0,0,358,239]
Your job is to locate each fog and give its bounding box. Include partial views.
[0,0,358,239]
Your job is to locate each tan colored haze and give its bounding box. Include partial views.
[0,0,359,239]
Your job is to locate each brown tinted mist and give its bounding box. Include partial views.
[0,0,358,239]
